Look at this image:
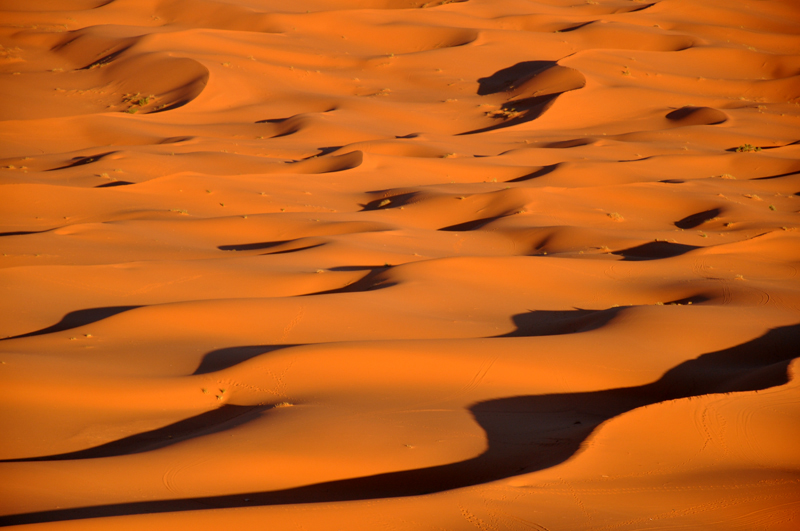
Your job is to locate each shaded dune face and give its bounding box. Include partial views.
[464,62,586,133]
[666,106,728,126]
[1,324,796,526]
[2,0,800,529]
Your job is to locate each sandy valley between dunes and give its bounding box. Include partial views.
[1,0,799,529]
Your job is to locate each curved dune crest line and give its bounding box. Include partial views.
[51,29,139,70]
[508,64,587,101]
[475,61,586,99]
[614,241,701,261]
[3,26,209,119]
[9,36,210,119]
[3,0,800,527]
[45,151,117,171]
[153,0,283,32]
[283,150,364,174]
[568,20,696,52]
[1,324,796,526]
[106,54,210,114]
[674,208,722,229]
[61,27,209,112]
[463,62,585,134]
[666,106,728,127]
[0,305,141,341]
[355,24,478,54]
[497,307,623,337]
[193,344,301,374]
[261,110,341,139]
[0,405,266,463]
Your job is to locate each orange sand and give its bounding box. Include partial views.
[1,0,799,529]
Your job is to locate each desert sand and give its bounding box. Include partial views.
[1,0,799,528]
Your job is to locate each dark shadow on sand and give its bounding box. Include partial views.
[193,345,301,375]
[0,229,54,237]
[498,307,623,337]
[2,323,797,526]
[300,265,396,296]
[218,240,324,255]
[461,61,582,135]
[614,241,700,261]
[476,61,556,96]
[1,306,142,341]
[46,152,115,171]
[0,405,267,463]
[508,164,559,182]
[439,215,503,231]
[675,208,720,230]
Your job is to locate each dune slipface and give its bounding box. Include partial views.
[1,0,799,529]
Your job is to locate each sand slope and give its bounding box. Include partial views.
[1,0,799,528]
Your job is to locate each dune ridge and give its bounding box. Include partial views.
[1,0,799,529]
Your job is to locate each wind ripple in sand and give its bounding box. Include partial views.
[1,0,800,529]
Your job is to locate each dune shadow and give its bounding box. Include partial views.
[629,2,655,12]
[1,306,142,341]
[149,98,194,114]
[751,170,800,181]
[0,405,266,463]
[0,229,54,237]
[218,240,292,252]
[361,192,417,211]
[193,344,300,375]
[462,61,584,135]
[95,181,134,188]
[508,164,559,182]
[476,61,557,95]
[326,266,376,272]
[439,215,503,231]
[46,152,116,171]
[460,95,557,135]
[2,324,797,526]
[256,117,290,124]
[545,138,594,149]
[301,265,396,296]
[218,240,324,255]
[614,241,701,261]
[499,308,623,337]
[557,21,593,33]
[80,47,130,70]
[665,106,727,126]
[675,208,720,229]
[301,146,342,160]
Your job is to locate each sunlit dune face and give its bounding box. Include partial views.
[1,0,799,528]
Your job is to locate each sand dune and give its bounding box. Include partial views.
[1,0,799,528]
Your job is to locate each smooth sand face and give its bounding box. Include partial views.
[1,0,799,528]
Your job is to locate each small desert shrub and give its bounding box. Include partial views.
[736,144,761,152]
